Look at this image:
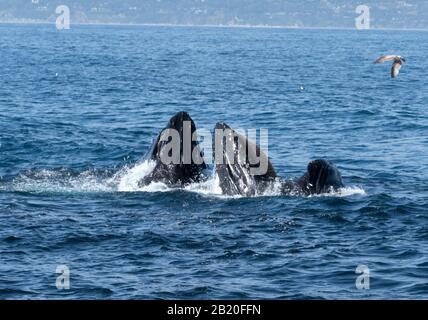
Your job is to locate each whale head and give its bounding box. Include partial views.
[298,159,344,195]
[139,111,207,187]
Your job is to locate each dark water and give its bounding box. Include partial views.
[0,24,427,299]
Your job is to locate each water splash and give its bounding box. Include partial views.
[116,160,157,192]
[308,186,367,198]
[3,168,115,193]
[0,161,365,198]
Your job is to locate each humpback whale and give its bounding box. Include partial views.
[138,111,207,187]
[138,112,344,196]
[294,159,344,195]
[213,122,344,196]
[213,122,278,196]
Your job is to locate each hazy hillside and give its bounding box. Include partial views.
[0,0,427,29]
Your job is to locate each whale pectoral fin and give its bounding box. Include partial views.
[297,159,344,195]
[213,122,277,196]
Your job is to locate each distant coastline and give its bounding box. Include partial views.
[1,20,427,32]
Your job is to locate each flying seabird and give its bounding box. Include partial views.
[374,55,406,78]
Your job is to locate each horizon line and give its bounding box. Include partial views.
[1,20,427,32]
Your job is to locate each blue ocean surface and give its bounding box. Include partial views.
[0,24,427,299]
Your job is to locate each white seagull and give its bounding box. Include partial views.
[374,55,406,78]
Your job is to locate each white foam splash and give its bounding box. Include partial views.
[257,179,284,197]
[184,174,231,198]
[308,186,367,198]
[116,160,157,192]
[336,186,367,197]
[9,169,115,193]
[2,161,366,199]
[117,163,236,198]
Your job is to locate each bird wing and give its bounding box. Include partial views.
[391,61,402,78]
[374,55,399,64]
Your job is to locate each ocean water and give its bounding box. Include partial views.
[0,24,427,299]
